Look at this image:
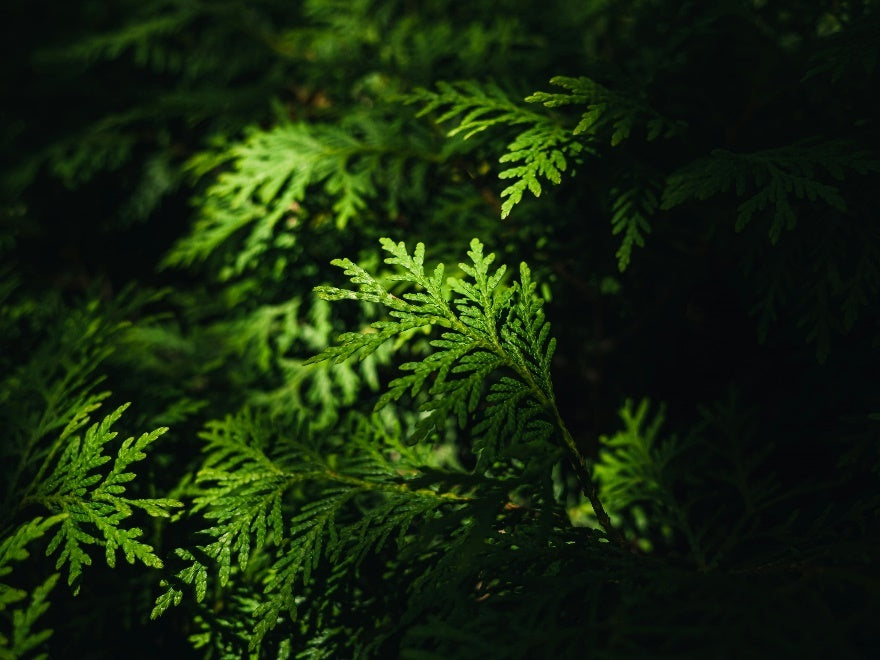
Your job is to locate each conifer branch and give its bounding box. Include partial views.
[151,409,474,649]
[663,140,880,243]
[23,403,181,591]
[308,238,624,546]
[162,115,439,276]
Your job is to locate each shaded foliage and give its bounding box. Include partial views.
[1,0,878,657]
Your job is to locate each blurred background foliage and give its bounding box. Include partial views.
[1,0,878,657]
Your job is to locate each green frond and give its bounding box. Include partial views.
[2,573,58,660]
[251,476,464,650]
[0,519,63,587]
[497,123,585,218]
[36,9,197,70]
[250,489,354,649]
[663,140,880,243]
[176,293,389,427]
[410,76,682,221]
[310,238,566,456]
[595,399,679,511]
[0,516,66,659]
[409,81,591,218]
[589,399,705,559]
[32,403,179,591]
[609,184,658,271]
[408,81,540,139]
[527,75,685,146]
[155,408,473,651]
[181,414,298,588]
[472,376,554,472]
[162,116,437,276]
[0,283,189,653]
[305,237,617,554]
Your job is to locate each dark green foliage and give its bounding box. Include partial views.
[2,0,879,657]
[0,288,181,656]
[609,183,658,271]
[0,522,60,659]
[662,140,880,243]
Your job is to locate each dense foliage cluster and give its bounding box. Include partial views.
[2,1,879,657]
